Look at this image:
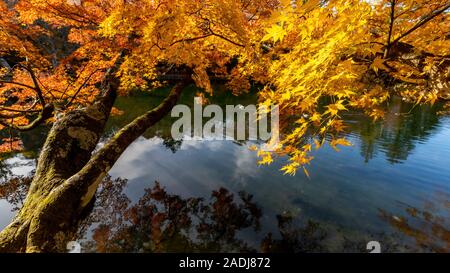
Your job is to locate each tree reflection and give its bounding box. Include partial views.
[1,174,448,253]
[348,97,443,163]
[1,89,448,166]
[0,174,31,211]
[74,176,450,253]
[76,176,334,253]
[161,137,183,153]
[378,193,450,253]
[0,160,12,183]
[78,177,263,253]
[260,214,327,253]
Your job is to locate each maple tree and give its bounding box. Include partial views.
[0,0,279,253]
[0,0,449,252]
[254,0,450,175]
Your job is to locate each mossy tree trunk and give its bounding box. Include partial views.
[0,62,188,252]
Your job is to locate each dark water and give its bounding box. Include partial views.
[1,86,449,252]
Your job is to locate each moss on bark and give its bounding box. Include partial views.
[0,80,188,252]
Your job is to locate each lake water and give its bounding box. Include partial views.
[1,86,449,252]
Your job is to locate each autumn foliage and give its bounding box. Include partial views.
[0,0,449,175]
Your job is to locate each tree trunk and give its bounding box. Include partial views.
[0,68,119,252]
[0,64,189,252]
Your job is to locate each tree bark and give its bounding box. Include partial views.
[0,67,119,252]
[0,75,188,252]
[0,46,190,252]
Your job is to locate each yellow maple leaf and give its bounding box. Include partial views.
[262,23,287,43]
[371,57,389,73]
[330,138,352,152]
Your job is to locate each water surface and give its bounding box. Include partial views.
[1,87,449,252]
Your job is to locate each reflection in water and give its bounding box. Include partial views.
[2,175,447,253]
[79,176,263,253]
[75,176,400,252]
[1,87,446,165]
[0,87,449,252]
[0,175,31,212]
[347,97,443,164]
[0,160,11,183]
[78,177,449,253]
[379,193,450,253]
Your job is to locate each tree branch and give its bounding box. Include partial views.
[170,34,213,46]
[390,3,450,46]
[23,65,46,106]
[0,80,36,90]
[168,27,245,48]
[0,104,54,131]
[65,68,101,108]
[384,0,396,58]
[60,63,88,100]
[207,25,245,48]
[64,80,190,204]
[0,98,40,116]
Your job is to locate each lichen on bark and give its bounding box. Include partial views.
[0,79,188,252]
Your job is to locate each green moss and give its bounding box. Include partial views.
[80,172,105,208]
[67,127,97,150]
[85,105,106,121]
